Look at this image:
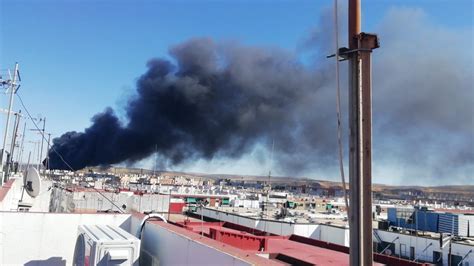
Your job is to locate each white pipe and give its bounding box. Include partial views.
[136,213,168,239]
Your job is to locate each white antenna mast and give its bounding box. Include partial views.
[1,63,20,185]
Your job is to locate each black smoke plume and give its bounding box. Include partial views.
[49,38,328,170]
[49,7,473,185]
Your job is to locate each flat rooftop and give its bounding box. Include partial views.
[205,205,349,227]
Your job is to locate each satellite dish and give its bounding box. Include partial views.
[24,167,41,198]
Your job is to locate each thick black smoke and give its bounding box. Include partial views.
[299,6,473,184]
[49,7,473,185]
[49,39,329,170]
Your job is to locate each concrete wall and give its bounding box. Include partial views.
[0,212,131,265]
[131,194,170,213]
[49,188,170,213]
[49,188,132,213]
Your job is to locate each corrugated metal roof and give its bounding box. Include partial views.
[438,213,459,235]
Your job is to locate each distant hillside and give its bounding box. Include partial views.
[80,166,473,196]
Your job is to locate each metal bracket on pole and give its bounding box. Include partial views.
[328,34,378,61]
[357,32,380,52]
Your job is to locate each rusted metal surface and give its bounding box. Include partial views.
[348,1,363,265]
[360,32,379,266]
[348,0,360,49]
[348,47,362,266]
[348,1,380,265]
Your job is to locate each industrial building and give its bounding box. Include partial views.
[387,207,474,237]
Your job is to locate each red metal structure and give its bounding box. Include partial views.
[169,202,186,214]
[170,220,431,266]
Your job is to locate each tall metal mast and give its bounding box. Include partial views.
[8,111,22,174]
[29,117,46,172]
[38,117,46,172]
[45,133,51,172]
[1,63,19,184]
[18,121,27,171]
[347,0,379,265]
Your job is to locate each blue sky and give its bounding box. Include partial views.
[0,0,472,184]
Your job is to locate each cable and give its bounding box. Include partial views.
[16,93,125,213]
[333,0,349,211]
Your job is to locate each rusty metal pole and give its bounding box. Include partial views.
[348,0,360,50]
[348,0,361,264]
[348,0,379,265]
[38,117,46,172]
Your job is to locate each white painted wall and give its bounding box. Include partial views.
[130,215,255,266]
[375,229,474,265]
[319,224,349,246]
[0,177,51,212]
[0,177,23,211]
[0,212,131,265]
[0,211,265,265]
[233,199,259,209]
[450,242,474,266]
[459,214,474,237]
[196,208,349,246]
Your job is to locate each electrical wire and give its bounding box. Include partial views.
[334,0,349,211]
[16,93,125,213]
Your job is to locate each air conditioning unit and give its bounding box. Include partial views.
[73,224,140,266]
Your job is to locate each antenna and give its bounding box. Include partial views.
[23,166,42,198]
[45,133,51,173]
[268,139,275,181]
[8,110,22,175]
[263,139,275,235]
[16,92,125,213]
[153,144,158,177]
[17,121,26,170]
[29,117,46,172]
[1,63,20,185]
[19,152,32,205]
